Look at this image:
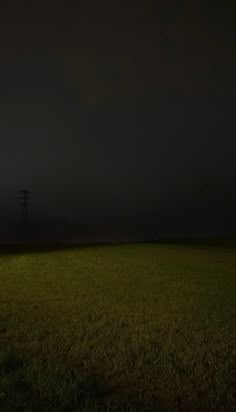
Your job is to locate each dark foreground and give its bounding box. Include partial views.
[0,242,235,411]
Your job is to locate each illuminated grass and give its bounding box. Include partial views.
[0,243,235,411]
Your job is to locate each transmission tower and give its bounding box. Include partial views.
[19,189,32,238]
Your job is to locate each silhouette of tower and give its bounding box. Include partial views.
[19,190,31,238]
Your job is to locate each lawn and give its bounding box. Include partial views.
[0,243,235,411]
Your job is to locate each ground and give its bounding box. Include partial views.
[0,242,235,411]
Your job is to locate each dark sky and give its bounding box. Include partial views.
[0,0,236,240]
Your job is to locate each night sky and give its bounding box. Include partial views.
[0,1,235,241]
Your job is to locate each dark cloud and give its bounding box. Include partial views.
[0,0,235,241]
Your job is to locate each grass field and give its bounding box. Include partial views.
[0,243,235,411]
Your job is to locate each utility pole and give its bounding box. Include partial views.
[19,189,32,238]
